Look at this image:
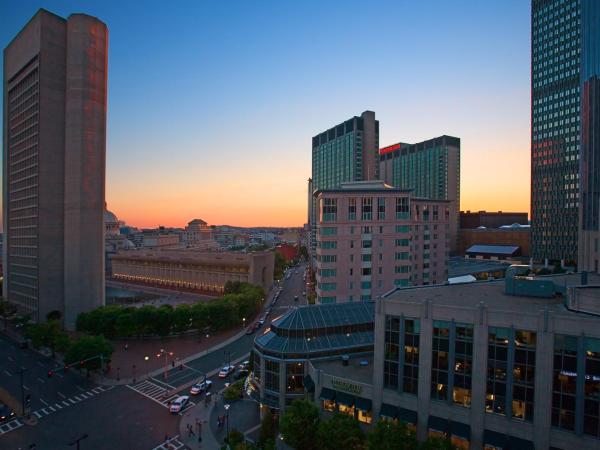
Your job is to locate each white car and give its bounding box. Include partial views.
[238,360,250,370]
[169,395,189,413]
[218,365,235,378]
[190,379,212,395]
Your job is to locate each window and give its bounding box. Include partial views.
[319,240,337,249]
[321,227,337,236]
[318,283,336,291]
[361,267,371,276]
[431,321,450,401]
[584,338,600,437]
[486,327,509,416]
[395,225,410,233]
[348,198,356,220]
[552,334,578,431]
[433,205,439,221]
[361,254,371,262]
[403,319,420,394]
[423,206,430,221]
[286,362,304,393]
[384,316,400,389]
[396,197,409,219]
[360,281,371,289]
[265,359,279,392]
[395,252,409,260]
[319,268,336,277]
[362,240,372,248]
[321,254,337,263]
[362,198,372,220]
[395,239,409,247]
[453,324,473,407]
[395,265,410,273]
[378,197,386,220]
[512,330,536,421]
[322,198,337,222]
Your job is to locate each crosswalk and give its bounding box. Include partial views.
[151,435,185,450]
[127,379,195,415]
[0,417,24,436]
[31,385,114,420]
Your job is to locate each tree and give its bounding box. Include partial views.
[0,299,17,330]
[419,436,457,450]
[226,429,245,448]
[259,407,276,445]
[299,245,308,260]
[274,251,287,280]
[367,420,418,450]
[46,310,62,321]
[64,335,113,371]
[279,399,320,450]
[25,320,70,356]
[316,413,365,450]
[172,304,192,333]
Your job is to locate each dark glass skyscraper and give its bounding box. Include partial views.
[531,0,582,265]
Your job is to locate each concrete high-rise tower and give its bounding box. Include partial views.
[3,9,107,328]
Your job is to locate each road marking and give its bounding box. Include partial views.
[58,391,66,399]
[151,435,185,450]
[62,401,70,407]
[126,380,195,414]
[73,395,82,401]
[0,418,24,436]
[69,398,77,404]
[76,385,85,392]
[3,370,11,376]
[39,398,48,406]
[54,371,63,378]
[7,356,14,362]
[22,385,29,391]
[48,406,55,412]
[29,385,113,421]
[54,403,62,409]
[36,377,45,383]
[33,411,42,418]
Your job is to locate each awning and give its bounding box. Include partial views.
[379,403,397,419]
[335,391,355,407]
[355,397,372,411]
[484,430,507,448]
[398,408,417,425]
[428,416,448,433]
[319,387,336,401]
[450,421,470,439]
[508,436,533,450]
[304,374,315,393]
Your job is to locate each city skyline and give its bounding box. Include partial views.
[1,0,531,228]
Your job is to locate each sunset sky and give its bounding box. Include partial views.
[1,0,531,228]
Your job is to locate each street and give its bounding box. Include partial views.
[0,262,307,449]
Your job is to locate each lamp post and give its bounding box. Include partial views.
[132,364,137,384]
[224,403,230,444]
[242,317,246,330]
[205,334,210,356]
[156,349,174,380]
[144,355,149,379]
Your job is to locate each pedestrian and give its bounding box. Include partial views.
[124,343,128,351]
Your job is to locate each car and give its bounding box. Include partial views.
[189,379,212,395]
[239,360,250,370]
[218,365,235,378]
[258,317,266,326]
[302,291,306,296]
[169,396,189,413]
[294,295,299,302]
[270,300,276,307]
[0,404,15,423]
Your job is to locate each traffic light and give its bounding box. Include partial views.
[47,370,53,378]
[79,360,85,368]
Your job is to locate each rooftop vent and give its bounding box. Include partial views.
[505,264,556,298]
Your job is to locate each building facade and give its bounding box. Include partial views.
[3,9,107,328]
[310,111,379,257]
[314,181,449,304]
[250,271,600,450]
[458,225,531,258]
[111,249,274,293]
[182,219,213,247]
[531,0,600,268]
[379,136,460,253]
[578,0,600,274]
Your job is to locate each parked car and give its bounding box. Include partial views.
[302,291,306,296]
[218,365,235,378]
[238,360,250,370]
[0,404,15,423]
[294,296,299,302]
[189,379,212,395]
[169,396,189,413]
[258,318,266,326]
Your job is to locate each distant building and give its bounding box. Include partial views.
[141,233,180,249]
[275,243,298,262]
[111,249,274,293]
[460,211,528,230]
[458,223,531,257]
[314,181,449,303]
[104,207,135,275]
[182,219,213,247]
[3,9,107,328]
[379,136,460,253]
[310,111,380,258]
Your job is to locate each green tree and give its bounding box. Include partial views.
[367,420,417,450]
[153,304,174,336]
[274,251,287,280]
[172,304,192,333]
[64,335,113,371]
[25,320,70,356]
[115,308,136,337]
[316,413,365,450]
[419,436,457,450]
[46,310,62,321]
[279,399,320,450]
[299,245,308,260]
[0,299,17,330]
[226,429,244,448]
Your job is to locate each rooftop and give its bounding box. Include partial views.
[466,244,520,256]
[272,301,374,331]
[311,355,374,385]
[448,256,510,278]
[383,272,600,316]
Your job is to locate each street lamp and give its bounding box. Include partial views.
[205,334,210,357]
[224,403,230,444]
[242,317,246,330]
[156,349,174,380]
[144,356,150,379]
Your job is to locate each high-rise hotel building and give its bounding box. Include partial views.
[314,181,449,304]
[379,136,460,252]
[3,9,107,328]
[531,0,600,271]
[309,111,379,257]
